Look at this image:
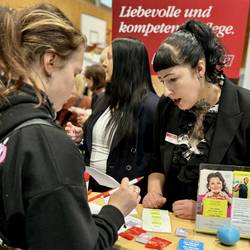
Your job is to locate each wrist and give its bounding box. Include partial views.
[150,191,163,196]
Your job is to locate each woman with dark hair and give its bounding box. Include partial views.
[84,63,106,108]
[67,37,159,197]
[86,37,159,198]
[142,19,250,219]
[205,172,231,202]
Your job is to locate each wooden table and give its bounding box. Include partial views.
[2,193,249,250]
[114,204,250,250]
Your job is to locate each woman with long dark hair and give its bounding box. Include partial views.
[67,37,159,197]
[85,37,159,197]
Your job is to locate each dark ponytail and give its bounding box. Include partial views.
[153,19,225,83]
[179,20,225,83]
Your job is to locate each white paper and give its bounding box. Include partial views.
[89,203,102,214]
[231,198,250,236]
[142,208,171,233]
[118,216,142,233]
[85,166,120,188]
[89,200,138,218]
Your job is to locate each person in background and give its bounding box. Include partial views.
[66,37,159,198]
[57,74,92,127]
[65,59,107,142]
[142,19,250,219]
[99,46,109,65]
[0,4,140,249]
[64,63,106,139]
[84,63,106,109]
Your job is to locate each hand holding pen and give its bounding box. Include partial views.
[108,177,141,217]
[88,176,143,202]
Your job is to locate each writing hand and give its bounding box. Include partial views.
[108,177,140,217]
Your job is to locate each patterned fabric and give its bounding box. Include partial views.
[172,104,219,183]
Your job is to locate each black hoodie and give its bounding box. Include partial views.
[0,84,124,250]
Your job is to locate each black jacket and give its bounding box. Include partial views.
[0,84,124,250]
[84,92,159,197]
[150,78,250,210]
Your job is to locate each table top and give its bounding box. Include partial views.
[114,204,250,250]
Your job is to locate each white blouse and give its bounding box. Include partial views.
[90,108,116,173]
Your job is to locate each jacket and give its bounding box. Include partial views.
[150,78,250,210]
[0,84,124,250]
[84,92,159,197]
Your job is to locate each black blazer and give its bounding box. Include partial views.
[84,92,159,197]
[151,78,250,209]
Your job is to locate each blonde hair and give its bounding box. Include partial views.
[0,8,16,71]
[0,7,26,101]
[99,47,108,64]
[74,74,85,97]
[0,3,86,105]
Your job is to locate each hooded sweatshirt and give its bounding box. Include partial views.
[0,84,124,250]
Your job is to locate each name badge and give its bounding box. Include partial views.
[165,132,178,144]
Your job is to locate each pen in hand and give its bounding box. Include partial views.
[88,176,144,202]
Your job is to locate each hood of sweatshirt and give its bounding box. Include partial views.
[0,84,55,139]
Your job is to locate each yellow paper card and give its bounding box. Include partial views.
[203,198,227,218]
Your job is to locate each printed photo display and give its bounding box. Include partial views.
[196,164,250,238]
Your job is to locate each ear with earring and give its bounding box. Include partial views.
[196,60,205,79]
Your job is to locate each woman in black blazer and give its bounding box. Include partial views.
[142,20,250,219]
[84,38,159,198]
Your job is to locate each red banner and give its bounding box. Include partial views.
[112,0,250,79]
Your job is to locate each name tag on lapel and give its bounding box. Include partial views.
[165,132,178,144]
